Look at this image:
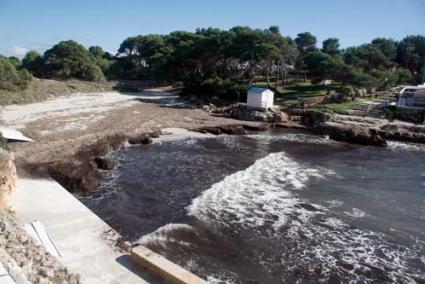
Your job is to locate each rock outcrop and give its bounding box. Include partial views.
[193,123,273,136]
[128,133,154,145]
[298,111,425,147]
[0,211,80,283]
[0,150,16,209]
[94,157,115,170]
[314,121,387,147]
[48,132,160,193]
[194,125,247,135]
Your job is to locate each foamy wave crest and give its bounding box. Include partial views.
[138,223,194,248]
[187,152,424,282]
[247,133,336,145]
[187,152,331,231]
[344,208,366,218]
[387,141,425,152]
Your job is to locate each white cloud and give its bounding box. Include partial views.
[10,46,29,57]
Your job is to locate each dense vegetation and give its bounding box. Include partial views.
[1,26,424,102]
[0,55,32,91]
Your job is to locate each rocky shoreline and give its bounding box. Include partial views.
[39,112,425,195]
[44,124,273,194]
[4,91,424,195]
[0,211,80,284]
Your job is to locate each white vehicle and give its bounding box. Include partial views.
[396,85,425,109]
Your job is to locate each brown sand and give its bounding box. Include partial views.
[0,90,263,179]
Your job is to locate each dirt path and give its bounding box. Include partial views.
[0,89,261,177]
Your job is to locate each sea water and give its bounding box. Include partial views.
[81,129,425,283]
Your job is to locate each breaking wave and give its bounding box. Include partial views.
[188,152,330,232]
[246,132,336,145]
[186,152,424,282]
[138,223,195,248]
[387,141,425,152]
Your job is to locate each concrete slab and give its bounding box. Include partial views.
[0,263,15,284]
[11,179,156,284]
[0,129,33,142]
[132,246,207,284]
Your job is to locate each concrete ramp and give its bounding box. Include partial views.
[12,179,152,284]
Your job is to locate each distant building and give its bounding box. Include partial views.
[397,85,425,109]
[247,87,274,110]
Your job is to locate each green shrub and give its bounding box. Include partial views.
[0,136,8,152]
[0,56,32,91]
[185,77,246,102]
[339,85,354,95]
[43,40,105,82]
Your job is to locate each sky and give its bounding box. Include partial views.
[0,0,424,58]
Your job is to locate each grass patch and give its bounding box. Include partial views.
[253,81,342,105]
[277,82,341,100]
[312,100,358,114]
[0,79,114,106]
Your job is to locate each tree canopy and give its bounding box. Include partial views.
[0,55,32,91]
[42,40,105,81]
[1,27,424,96]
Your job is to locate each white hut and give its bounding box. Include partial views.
[247,87,274,110]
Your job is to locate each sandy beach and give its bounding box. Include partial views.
[0,89,263,178]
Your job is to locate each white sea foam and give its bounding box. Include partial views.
[387,141,425,152]
[247,132,336,145]
[138,223,194,248]
[187,152,330,231]
[186,151,423,282]
[344,208,366,218]
[326,199,344,208]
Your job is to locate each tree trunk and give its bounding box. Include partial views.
[280,65,288,86]
[266,58,272,88]
[274,64,279,90]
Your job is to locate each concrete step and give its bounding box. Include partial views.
[132,246,207,284]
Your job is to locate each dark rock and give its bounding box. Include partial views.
[193,125,247,135]
[128,134,153,145]
[147,131,160,138]
[315,122,387,147]
[301,110,330,127]
[94,157,115,170]
[194,126,222,135]
[219,125,247,135]
[378,125,425,144]
[48,162,102,193]
[273,112,289,123]
[231,108,274,122]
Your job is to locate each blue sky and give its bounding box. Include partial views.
[0,0,424,57]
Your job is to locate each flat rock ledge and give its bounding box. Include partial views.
[192,124,271,135]
[0,211,80,284]
[299,110,425,146]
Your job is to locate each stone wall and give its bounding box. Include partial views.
[0,211,80,283]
